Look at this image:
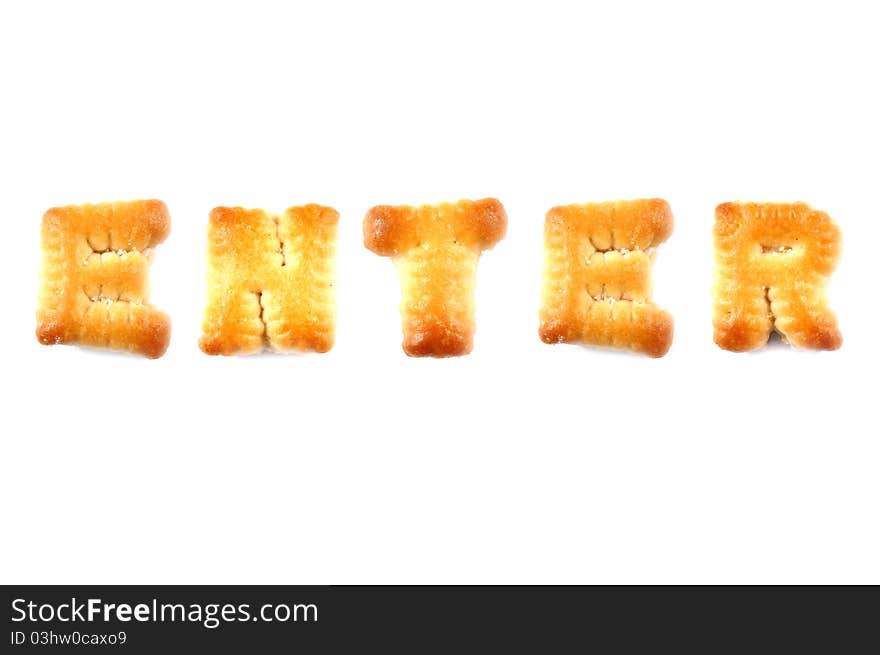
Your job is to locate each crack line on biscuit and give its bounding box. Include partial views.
[272,216,286,267]
[82,287,129,304]
[257,291,271,349]
[764,286,777,330]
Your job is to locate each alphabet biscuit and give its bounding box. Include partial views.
[199,204,339,355]
[36,199,171,358]
[539,198,674,357]
[364,198,507,357]
[713,201,842,351]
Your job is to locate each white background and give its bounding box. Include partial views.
[1,1,877,584]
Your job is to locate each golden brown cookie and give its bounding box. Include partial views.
[539,198,674,357]
[713,201,842,351]
[36,200,171,358]
[364,198,507,357]
[199,204,339,355]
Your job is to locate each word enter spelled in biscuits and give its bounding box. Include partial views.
[35,197,845,358]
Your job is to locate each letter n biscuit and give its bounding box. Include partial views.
[199,204,339,355]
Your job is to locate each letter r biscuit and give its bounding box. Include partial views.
[713,201,842,351]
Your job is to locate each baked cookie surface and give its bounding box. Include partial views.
[199,204,339,355]
[364,198,507,357]
[36,199,171,358]
[539,198,674,357]
[713,201,842,351]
